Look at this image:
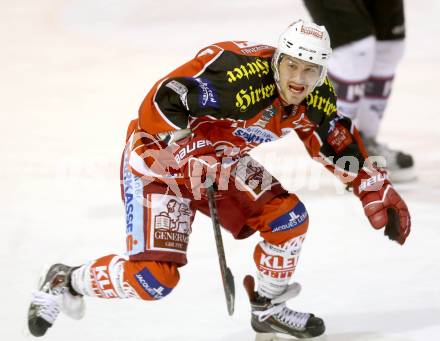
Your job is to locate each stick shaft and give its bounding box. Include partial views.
[206,184,235,316]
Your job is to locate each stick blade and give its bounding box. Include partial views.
[225,267,235,315]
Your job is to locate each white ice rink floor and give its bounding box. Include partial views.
[1,1,440,340]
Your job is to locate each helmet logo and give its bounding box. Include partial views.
[299,46,317,54]
[300,25,323,39]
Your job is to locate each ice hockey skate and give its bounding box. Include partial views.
[363,137,415,183]
[243,275,325,339]
[28,264,85,337]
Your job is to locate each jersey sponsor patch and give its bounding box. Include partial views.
[135,267,172,300]
[165,80,188,96]
[269,202,308,232]
[193,77,219,109]
[165,80,189,110]
[327,122,353,154]
[305,79,337,117]
[327,113,343,134]
[233,126,277,144]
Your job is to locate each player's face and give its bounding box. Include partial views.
[278,56,321,105]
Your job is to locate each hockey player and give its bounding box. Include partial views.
[303,0,415,182]
[28,20,411,339]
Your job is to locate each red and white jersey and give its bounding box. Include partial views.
[125,41,368,183]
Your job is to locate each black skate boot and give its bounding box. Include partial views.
[363,137,415,183]
[28,263,84,337]
[243,275,325,339]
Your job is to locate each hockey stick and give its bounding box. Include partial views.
[206,180,235,316]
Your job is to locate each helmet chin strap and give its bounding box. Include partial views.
[271,51,282,85]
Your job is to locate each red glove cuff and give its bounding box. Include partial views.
[352,166,390,198]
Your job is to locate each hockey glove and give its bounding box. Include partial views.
[353,167,411,245]
[173,134,222,197]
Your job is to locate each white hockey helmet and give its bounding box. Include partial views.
[272,20,332,88]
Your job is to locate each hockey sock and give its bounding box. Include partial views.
[356,40,405,139]
[356,76,394,139]
[253,235,305,299]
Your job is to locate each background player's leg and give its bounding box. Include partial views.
[305,0,415,181]
[304,0,376,122]
[357,40,405,140]
[356,0,415,181]
[327,36,376,122]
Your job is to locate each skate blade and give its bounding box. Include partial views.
[255,332,303,341]
[255,332,328,341]
[255,332,277,341]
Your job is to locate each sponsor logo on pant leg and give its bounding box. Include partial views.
[134,267,172,300]
[149,194,193,254]
[269,202,308,232]
[123,149,145,256]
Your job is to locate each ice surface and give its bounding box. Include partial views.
[1,1,439,340]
